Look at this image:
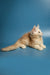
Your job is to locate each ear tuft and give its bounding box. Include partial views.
[32,25,36,31]
[37,24,39,29]
[33,25,36,29]
[31,25,37,35]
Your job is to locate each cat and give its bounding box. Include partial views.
[1,24,46,51]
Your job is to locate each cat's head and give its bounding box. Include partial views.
[31,24,43,37]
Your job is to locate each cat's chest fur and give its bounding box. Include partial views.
[30,36,42,45]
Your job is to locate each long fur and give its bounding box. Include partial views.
[1,24,46,51]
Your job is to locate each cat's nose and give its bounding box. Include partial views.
[42,32,43,35]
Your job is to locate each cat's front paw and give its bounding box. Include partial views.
[39,47,43,51]
[43,45,46,48]
[21,45,26,49]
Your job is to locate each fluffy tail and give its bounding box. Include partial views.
[1,42,19,51]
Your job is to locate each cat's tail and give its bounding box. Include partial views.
[1,41,20,51]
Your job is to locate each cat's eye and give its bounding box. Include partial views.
[38,31,40,33]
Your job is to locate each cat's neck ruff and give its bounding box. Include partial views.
[30,34,42,39]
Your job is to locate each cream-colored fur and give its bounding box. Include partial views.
[1,24,46,51]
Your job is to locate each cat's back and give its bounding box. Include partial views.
[21,32,30,40]
[18,32,31,45]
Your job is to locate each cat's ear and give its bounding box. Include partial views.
[33,25,36,28]
[31,25,37,35]
[37,24,39,29]
[32,25,37,31]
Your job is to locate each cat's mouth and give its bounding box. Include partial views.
[39,33,43,37]
[39,35,42,37]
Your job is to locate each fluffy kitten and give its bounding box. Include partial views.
[1,24,46,51]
